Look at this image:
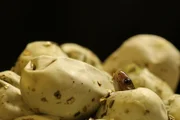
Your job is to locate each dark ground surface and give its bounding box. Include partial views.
[1,0,180,93]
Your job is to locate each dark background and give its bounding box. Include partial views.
[1,1,180,93]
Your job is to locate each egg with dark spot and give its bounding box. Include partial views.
[96,88,168,120]
[20,55,114,120]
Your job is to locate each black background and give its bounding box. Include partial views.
[1,1,180,93]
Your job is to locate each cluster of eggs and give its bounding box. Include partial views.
[0,34,180,120]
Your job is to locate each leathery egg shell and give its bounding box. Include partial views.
[20,55,114,120]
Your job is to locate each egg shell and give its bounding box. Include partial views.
[12,41,67,75]
[0,70,20,89]
[20,55,114,120]
[164,94,180,120]
[103,34,180,91]
[96,88,169,120]
[0,80,33,120]
[60,43,103,70]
